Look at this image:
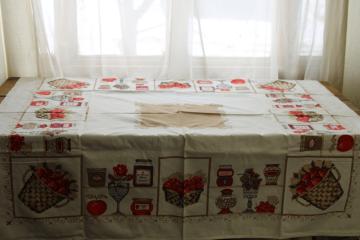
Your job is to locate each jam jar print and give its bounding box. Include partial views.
[87,168,107,187]
[130,198,153,215]
[31,100,48,106]
[133,159,153,187]
[263,164,281,185]
[216,165,234,187]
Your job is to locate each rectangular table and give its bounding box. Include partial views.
[0,77,360,239]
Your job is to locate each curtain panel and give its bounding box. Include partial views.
[0,0,349,88]
[0,1,7,85]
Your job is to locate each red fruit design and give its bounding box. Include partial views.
[9,134,25,152]
[87,200,107,216]
[36,167,47,178]
[289,111,323,123]
[290,161,332,197]
[50,108,66,120]
[113,164,128,177]
[31,100,48,106]
[33,164,75,197]
[163,175,205,194]
[255,201,275,213]
[36,91,52,95]
[337,135,354,152]
[159,82,191,89]
[297,116,310,123]
[296,185,306,195]
[231,79,246,84]
[102,77,117,82]
[301,94,313,100]
[324,124,346,131]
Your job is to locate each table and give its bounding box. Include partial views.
[0,77,360,240]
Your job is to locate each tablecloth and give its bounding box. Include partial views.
[0,77,359,240]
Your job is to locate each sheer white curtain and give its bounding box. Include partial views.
[0,1,7,85]
[29,0,347,84]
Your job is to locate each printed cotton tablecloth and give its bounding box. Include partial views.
[0,77,360,239]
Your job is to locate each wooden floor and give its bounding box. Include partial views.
[320,81,360,116]
[0,77,19,104]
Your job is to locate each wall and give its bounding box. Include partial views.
[0,1,7,85]
[343,0,360,108]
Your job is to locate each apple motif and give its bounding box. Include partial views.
[337,135,354,152]
[231,79,246,84]
[87,200,107,216]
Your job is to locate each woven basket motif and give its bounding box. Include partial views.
[163,188,203,208]
[18,174,68,213]
[300,170,343,210]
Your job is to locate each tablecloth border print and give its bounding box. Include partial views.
[1,153,357,225]
[5,78,353,143]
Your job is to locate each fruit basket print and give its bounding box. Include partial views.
[35,108,70,120]
[18,163,78,214]
[289,160,344,210]
[162,171,206,208]
[289,111,324,123]
[258,80,296,92]
[47,79,90,90]
[158,81,191,89]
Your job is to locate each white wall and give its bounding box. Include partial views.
[1,0,37,78]
[0,1,7,85]
[343,0,360,108]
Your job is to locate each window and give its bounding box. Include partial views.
[34,0,326,79]
[76,0,167,56]
[193,0,273,57]
[39,0,325,58]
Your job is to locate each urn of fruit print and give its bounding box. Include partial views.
[215,189,237,214]
[240,168,262,213]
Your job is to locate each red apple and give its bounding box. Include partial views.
[87,200,107,216]
[337,135,354,152]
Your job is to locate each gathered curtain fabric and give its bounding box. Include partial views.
[27,0,347,87]
[0,1,7,85]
